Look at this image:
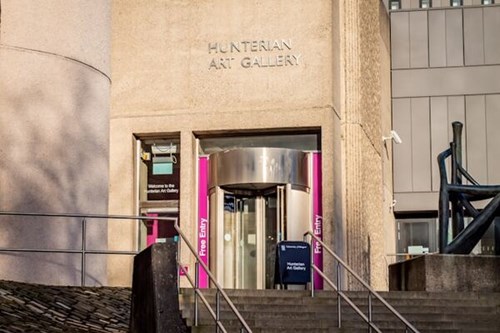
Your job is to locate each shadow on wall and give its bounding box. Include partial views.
[0,49,109,286]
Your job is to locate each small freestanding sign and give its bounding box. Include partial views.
[275,241,311,287]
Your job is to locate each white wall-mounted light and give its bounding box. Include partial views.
[382,130,403,144]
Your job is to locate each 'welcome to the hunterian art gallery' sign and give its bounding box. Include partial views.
[208,38,301,70]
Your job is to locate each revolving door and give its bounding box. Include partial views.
[208,148,311,289]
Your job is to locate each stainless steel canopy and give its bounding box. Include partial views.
[208,147,309,190]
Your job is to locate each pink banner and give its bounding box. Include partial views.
[312,153,323,289]
[197,157,209,288]
[146,213,158,247]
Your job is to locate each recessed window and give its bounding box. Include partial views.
[390,0,401,10]
[396,218,437,256]
[420,0,432,8]
[482,0,494,5]
[450,0,462,6]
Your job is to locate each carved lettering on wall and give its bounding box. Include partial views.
[207,39,302,70]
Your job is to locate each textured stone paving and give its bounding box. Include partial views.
[0,280,131,332]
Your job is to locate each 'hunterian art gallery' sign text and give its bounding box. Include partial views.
[208,39,301,70]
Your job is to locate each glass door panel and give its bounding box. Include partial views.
[219,188,285,289]
[237,198,257,289]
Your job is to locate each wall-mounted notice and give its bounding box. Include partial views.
[208,39,302,70]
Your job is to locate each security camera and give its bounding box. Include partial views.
[390,130,402,144]
[383,130,403,144]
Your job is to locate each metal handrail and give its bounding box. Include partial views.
[174,222,252,333]
[0,211,177,286]
[304,231,420,333]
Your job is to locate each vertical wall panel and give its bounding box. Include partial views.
[463,8,484,66]
[411,98,432,192]
[486,95,500,184]
[433,0,444,7]
[410,11,429,68]
[484,7,500,65]
[465,95,488,184]
[448,96,467,168]
[431,97,449,191]
[429,10,447,67]
[393,99,413,192]
[401,0,413,10]
[391,12,410,69]
[446,9,464,67]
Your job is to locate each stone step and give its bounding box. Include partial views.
[183,306,499,329]
[191,326,371,333]
[180,289,500,305]
[186,316,477,332]
[180,296,499,313]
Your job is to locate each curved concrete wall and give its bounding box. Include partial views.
[0,0,110,285]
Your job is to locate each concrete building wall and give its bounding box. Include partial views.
[340,1,393,290]
[110,0,393,289]
[0,0,110,285]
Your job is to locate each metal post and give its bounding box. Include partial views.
[337,262,342,328]
[81,218,87,286]
[195,261,199,326]
[216,290,221,333]
[176,240,180,295]
[368,292,373,333]
[451,122,464,236]
[310,235,315,297]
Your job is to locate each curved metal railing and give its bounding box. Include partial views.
[304,231,420,333]
[175,222,252,333]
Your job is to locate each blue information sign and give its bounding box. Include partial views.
[275,241,311,286]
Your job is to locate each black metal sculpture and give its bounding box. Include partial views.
[438,121,500,254]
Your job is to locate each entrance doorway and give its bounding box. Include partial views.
[207,147,312,289]
[217,186,285,289]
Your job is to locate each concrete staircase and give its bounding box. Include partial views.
[179,288,500,333]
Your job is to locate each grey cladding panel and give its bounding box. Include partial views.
[429,10,447,68]
[409,0,419,9]
[411,98,432,192]
[392,65,500,98]
[446,9,464,67]
[464,8,484,66]
[393,99,413,192]
[465,95,488,184]
[431,97,449,192]
[486,95,500,184]
[484,7,500,65]
[410,11,429,68]
[391,12,410,69]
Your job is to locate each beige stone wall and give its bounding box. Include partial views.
[0,0,110,285]
[339,0,393,290]
[110,0,393,289]
[110,0,336,286]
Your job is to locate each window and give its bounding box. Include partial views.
[450,0,462,6]
[136,136,181,249]
[396,218,437,258]
[390,0,401,10]
[420,0,432,8]
[482,0,494,4]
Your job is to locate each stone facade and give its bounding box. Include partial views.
[339,1,393,289]
[110,0,392,289]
